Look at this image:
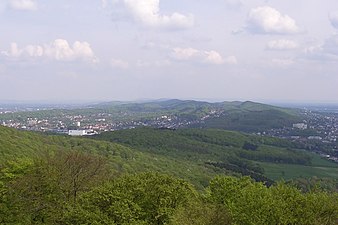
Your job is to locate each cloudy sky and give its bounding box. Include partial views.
[1,0,338,103]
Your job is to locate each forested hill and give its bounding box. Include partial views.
[0,126,219,183]
[1,125,338,224]
[197,101,301,132]
[1,124,338,183]
[93,99,301,131]
[1,124,338,186]
[92,127,338,182]
[0,125,201,178]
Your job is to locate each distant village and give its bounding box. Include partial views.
[0,109,213,135]
[261,109,338,163]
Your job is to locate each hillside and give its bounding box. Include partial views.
[94,100,301,130]
[0,126,235,188]
[0,126,189,176]
[1,125,338,224]
[195,101,300,132]
[92,127,338,182]
[1,125,337,188]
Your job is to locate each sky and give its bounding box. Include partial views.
[0,0,338,103]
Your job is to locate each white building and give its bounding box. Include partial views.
[68,130,87,136]
[293,123,308,130]
[308,136,322,140]
[68,129,97,136]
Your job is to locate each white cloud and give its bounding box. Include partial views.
[24,45,44,57]
[224,56,238,65]
[171,47,200,61]
[170,47,235,65]
[111,58,129,69]
[113,0,194,29]
[1,39,98,63]
[247,6,300,34]
[329,11,338,29]
[205,51,226,65]
[45,39,98,62]
[1,43,21,57]
[303,35,338,61]
[1,42,43,58]
[9,0,37,11]
[267,39,298,50]
[304,45,321,55]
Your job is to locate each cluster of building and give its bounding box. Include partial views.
[262,110,338,163]
[0,108,224,137]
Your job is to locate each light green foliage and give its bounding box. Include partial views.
[0,158,33,184]
[1,150,110,224]
[0,158,33,224]
[207,176,338,225]
[207,176,270,224]
[60,206,116,225]
[69,172,197,225]
[170,201,231,225]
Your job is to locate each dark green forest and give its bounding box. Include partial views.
[1,125,338,224]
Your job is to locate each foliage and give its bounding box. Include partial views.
[0,145,337,224]
[170,201,231,225]
[288,177,338,193]
[242,141,258,151]
[196,108,300,132]
[207,176,338,225]
[61,172,197,225]
[1,150,110,224]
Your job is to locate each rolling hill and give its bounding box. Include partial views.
[0,126,248,188]
[0,99,302,132]
[1,125,338,189]
[92,127,338,183]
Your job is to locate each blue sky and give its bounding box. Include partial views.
[0,0,338,103]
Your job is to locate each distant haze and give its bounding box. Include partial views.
[0,0,338,103]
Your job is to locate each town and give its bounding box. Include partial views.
[262,109,338,163]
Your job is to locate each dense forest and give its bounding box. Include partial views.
[1,151,337,224]
[93,127,338,182]
[0,125,338,224]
